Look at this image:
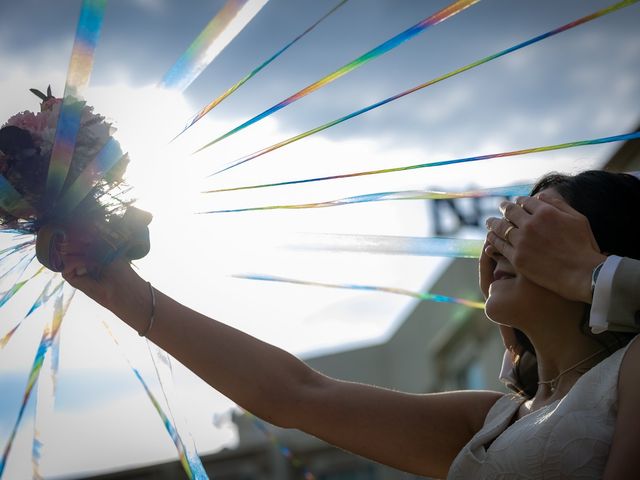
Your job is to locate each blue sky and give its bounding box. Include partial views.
[0,0,639,477]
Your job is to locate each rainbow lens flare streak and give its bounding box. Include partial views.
[1,278,65,349]
[131,369,206,480]
[0,253,34,288]
[26,278,65,319]
[32,361,53,479]
[0,230,32,237]
[209,0,638,175]
[146,341,209,479]
[202,184,533,214]
[45,0,107,202]
[193,0,480,153]
[0,175,34,217]
[56,138,125,216]
[101,321,207,480]
[31,289,74,478]
[0,287,71,478]
[0,319,53,477]
[0,265,44,311]
[25,275,65,318]
[205,131,640,194]
[0,241,35,264]
[160,0,269,93]
[173,0,349,139]
[235,274,485,309]
[288,234,484,259]
[246,412,316,479]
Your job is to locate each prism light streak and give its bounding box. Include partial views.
[0,175,34,217]
[130,370,204,480]
[289,234,484,259]
[202,184,533,214]
[0,252,34,285]
[0,230,32,236]
[0,241,35,263]
[193,0,479,153]
[0,288,71,478]
[32,289,75,479]
[146,341,209,479]
[0,265,44,311]
[210,0,638,175]
[0,319,55,479]
[50,289,71,396]
[235,274,485,309]
[173,0,349,140]
[101,321,206,480]
[246,412,316,479]
[56,138,125,216]
[45,0,107,202]
[0,277,63,350]
[26,278,65,318]
[32,371,51,480]
[205,131,640,194]
[0,324,20,349]
[160,0,269,93]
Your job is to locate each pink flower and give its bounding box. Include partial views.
[42,97,62,112]
[5,110,49,135]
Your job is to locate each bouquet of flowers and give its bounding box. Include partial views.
[0,87,151,273]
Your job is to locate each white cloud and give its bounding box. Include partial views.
[131,0,168,15]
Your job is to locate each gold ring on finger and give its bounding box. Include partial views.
[504,224,516,243]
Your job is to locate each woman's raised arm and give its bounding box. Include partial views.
[63,260,502,477]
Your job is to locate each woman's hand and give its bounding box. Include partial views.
[60,235,151,334]
[485,193,606,303]
[479,239,497,301]
[62,257,134,310]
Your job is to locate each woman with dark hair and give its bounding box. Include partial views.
[485,171,640,397]
[61,170,640,479]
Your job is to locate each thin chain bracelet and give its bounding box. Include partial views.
[138,281,156,337]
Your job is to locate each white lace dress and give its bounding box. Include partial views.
[447,340,635,479]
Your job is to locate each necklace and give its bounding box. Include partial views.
[537,348,607,392]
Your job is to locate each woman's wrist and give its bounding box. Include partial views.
[104,263,154,334]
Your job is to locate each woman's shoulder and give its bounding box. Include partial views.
[604,334,640,477]
[619,334,640,398]
[588,334,640,381]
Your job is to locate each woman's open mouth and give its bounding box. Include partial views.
[493,269,516,282]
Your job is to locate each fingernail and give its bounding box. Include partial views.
[486,218,496,230]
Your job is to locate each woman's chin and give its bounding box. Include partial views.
[484,294,512,325]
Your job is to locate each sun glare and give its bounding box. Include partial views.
[81,83,436,354]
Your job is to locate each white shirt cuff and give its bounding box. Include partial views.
[589,255,622,334]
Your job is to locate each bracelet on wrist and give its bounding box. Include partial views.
[138,281,156,337]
